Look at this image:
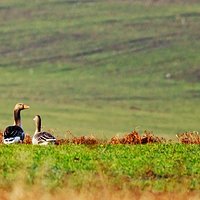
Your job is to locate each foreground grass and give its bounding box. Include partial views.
[0,1,200,137]
[0,144,199,193]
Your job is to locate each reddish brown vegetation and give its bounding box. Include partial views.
[109,130,166,144]
[55,138,70,145]
[71,135,99,145]
[56,135,98,145]
[0,130,199,145]
[24,134,32,144]
[0,131,2,144]
[176,131,200,144]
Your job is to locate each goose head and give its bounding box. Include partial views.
[33,115,42,133]
[14,103,30,111]
[33,115,41,122]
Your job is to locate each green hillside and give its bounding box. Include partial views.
[0,0,200,138]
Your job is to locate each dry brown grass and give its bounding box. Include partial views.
[0,185,200,200]
[0,131,3,144]
[176,131,200,144]
[0,130,200,145]
[109,130,166,144]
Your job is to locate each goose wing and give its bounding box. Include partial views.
[35,131,56,144]
[3,125,24,140]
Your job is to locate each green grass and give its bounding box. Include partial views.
[0,144,199,192]
[0,0,200,138]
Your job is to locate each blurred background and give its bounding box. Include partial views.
[0,0,199,139]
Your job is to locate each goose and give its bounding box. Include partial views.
[3,103,30,144]
[32,115,56,145]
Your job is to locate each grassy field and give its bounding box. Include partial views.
[0,144,199,198]
[0,1,200,198]
[0,0,199,138]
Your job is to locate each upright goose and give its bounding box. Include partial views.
[3,103,30,144]
[32,115,56,145]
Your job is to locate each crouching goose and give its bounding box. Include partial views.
[32,115,56,145]
[3,103,30,144]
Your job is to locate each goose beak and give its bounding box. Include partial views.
[24,104,30,109]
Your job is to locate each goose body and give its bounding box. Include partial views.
[3,103,30,144]
[3,125,24,143]
[32,115,56,145]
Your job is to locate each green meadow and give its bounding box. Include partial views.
[0,144,199,192]
[0,0,200,138]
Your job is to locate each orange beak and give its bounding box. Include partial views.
[24,104,30,109]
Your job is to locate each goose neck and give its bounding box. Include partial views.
[13,108,21,127]
[35,118,41,133]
